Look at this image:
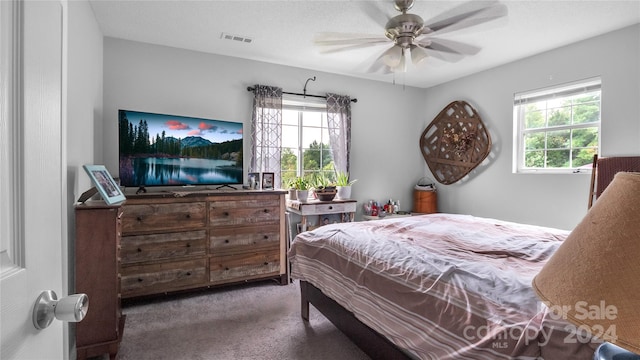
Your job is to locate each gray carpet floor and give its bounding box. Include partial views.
[115,280,370,360]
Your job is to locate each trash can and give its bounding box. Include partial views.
[413,177,437,214]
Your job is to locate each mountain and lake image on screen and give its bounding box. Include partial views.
[118,109,243,188]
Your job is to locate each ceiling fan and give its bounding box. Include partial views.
[314,0,508,73]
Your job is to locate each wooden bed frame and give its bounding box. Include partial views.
[299,280,411,360]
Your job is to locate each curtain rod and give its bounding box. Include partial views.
[246,86,357,103]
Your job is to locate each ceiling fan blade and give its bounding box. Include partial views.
[317,41,391,54]
[366,51,391,75]
[423,1,507,36]
[423,48,466,63]
[367,59,394,74]
[418,37,481,56]
[359,1,392,28]
[314,32,388,46]
[314,32,391,54]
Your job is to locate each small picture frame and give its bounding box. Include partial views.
[83,165,126,205]
[248,172,260,190]
[262,172,275,190]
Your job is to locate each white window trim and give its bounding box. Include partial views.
[513,77,601,174]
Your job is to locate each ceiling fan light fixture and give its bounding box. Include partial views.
[410,46,429,65]
[388,48,408,73]
[381,45,403,68]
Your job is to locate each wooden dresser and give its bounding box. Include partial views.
[119,190,287,299]
[74,201,124,360]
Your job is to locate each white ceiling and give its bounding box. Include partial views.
[89,0,640,89]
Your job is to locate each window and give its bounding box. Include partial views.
[281,98,336,186]
[513,78,601,173]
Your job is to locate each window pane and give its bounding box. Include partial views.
[572,149,597,168]
[547,130,570,149]
[572,95,600,124]
[281,124,299,148]
[524,105,545,129]
[302,126,323,148]
[281,148,298,172]
[546,149,571,168]
[524,132,545,150]
[303,140,332,170]
[571,127,598,147]
[547,106,571,126]
[282,109,298,126]
[303,111,323,127]
[525,150,544,167]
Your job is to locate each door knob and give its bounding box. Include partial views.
[32,290,89,330]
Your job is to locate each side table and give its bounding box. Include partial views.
[286,198,357,233]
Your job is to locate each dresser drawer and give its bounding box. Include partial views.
[209,198,280,226]
[120,230,207,265]
[299,201,357,215]
[120,258,207,298]
[122,202,206,233]
[210,224,279,255]
[209,247,279,285]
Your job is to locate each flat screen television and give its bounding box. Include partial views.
[118,109,243,188]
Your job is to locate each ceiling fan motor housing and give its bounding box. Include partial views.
[385,13,425,48]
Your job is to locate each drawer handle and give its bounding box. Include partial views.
[263,209,269,213]
[225,267,230,271]
[223,212,229,216]
[136,216,143,222]
[263,235,269,240]
[263,262,269,266]
[224,239,229,244]
[186,272,191,276]
[186,243,191,248]
[137,278,143,282]
[137,248,142,252]
[328,206,333,210]
[185,214,191,219]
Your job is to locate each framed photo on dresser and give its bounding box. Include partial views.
[83,165,126,205]
[262,172,274,190]
[248,172,260,190]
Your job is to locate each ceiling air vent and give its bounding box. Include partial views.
[220,32,252,44]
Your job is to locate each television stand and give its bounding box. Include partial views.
[214,184,236,190]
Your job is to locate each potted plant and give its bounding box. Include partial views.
[284,178,297,200]
[335,171,357,200]
[293,177,310,203]
[310,173,337,201]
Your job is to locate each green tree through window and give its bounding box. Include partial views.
[515,79,601,172]
[281,105,335,187]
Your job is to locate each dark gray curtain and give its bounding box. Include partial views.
[250,85,283,187]
[326,93,352,174]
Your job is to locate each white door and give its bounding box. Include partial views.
[1,1,66,359]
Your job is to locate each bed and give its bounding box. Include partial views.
[288,213,599,359]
